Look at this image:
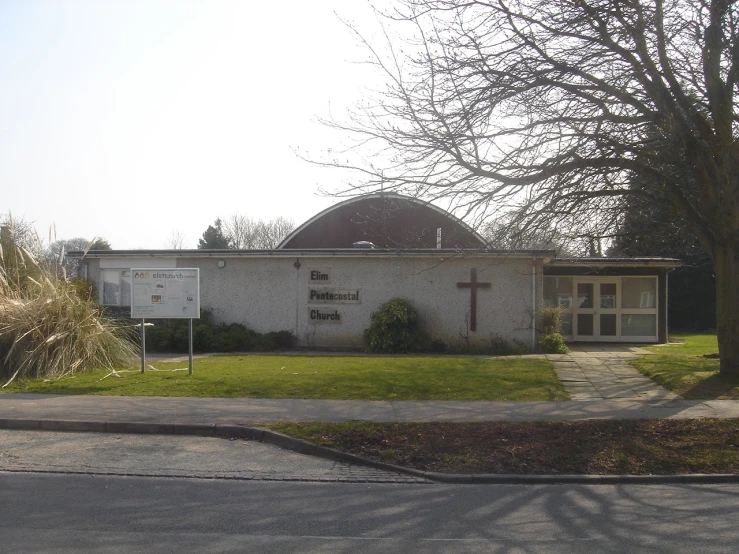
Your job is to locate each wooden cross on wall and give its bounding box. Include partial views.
[457,268,491,331]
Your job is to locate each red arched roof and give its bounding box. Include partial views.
[279,193,486,249]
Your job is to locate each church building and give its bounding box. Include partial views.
[74,194,678,348]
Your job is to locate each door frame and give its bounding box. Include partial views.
[568,276,658,342]
[572,278,621,342]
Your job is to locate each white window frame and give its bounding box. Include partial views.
[544,275,659,342]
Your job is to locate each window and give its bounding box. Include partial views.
[640,291,655,308]
[102,270,131,306]
[544,277,572,308]
[620,278,657,338]
[622,314,656,337]
[622,278,656,309]
[599,283,617,309]
[543,277,573,335]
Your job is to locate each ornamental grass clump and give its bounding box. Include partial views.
[0,229,137,387]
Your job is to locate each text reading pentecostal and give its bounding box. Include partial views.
[308,289,360,304]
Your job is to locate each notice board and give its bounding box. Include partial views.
[131,268,200,319]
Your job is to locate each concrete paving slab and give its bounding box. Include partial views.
[0,394,400,424]
[1,394,739,424]
[548,346,681,401]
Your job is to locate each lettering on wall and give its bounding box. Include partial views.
[310,308,342,323]
[309,269,331,284]
[307,269,359,324]
[308,289,360,304]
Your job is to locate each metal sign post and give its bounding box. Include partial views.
[140,319,146,373]
[189,319,194,376]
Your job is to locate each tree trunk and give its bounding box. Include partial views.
[713,245,739,376]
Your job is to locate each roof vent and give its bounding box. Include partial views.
[352,241,376,249]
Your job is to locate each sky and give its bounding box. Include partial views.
[1,0,390,249]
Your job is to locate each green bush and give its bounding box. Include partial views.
[430,338,447,353]
[444,335,530,356]
[540,305,564,335]
[145,325,175,351]
[143,311,297,354]
[193,323,214,352]
[264,330,298,350]
[364,298,425,353]
[538,306,569,354]
[539,332,569,354]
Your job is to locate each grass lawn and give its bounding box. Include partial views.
[267,419,739,475]
[630,334,739,399]
[1,354,567,401]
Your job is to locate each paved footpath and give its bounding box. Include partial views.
[547,344,681,401]
[2,393,739,428]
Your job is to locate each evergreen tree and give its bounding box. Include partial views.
[611,195,716,332]
[197,219,230,249]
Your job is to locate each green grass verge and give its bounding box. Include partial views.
[1,354,567,401]
[631,334,739,399]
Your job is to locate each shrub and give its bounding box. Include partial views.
[143,312,297,354]
[430,338,447,353]
[145,325,175,351]
[217,323,259,351]
[443,335,530,356]
[488,334,513,355]
[539,332,569,354]
[540,305,564,335]
[538,306,569,354]
[364,298,424,353]
[192,322,214,352]
[263,330,298,350]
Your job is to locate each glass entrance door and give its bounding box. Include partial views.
[573,280,620,341]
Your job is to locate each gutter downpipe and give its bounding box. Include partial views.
[532,254,537,350]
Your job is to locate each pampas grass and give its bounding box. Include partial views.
[0,219,137,386]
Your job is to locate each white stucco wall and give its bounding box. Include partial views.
[171,254,542,348]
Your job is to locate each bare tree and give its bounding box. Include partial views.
[0,214,42,258]
[165,230,187,250]
[255,216,295,249]
[482,217,574,256]
[316,0,739,375]
[223,214,259,249]
[222,214,295,249]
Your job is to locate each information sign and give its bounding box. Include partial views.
[131,268,200,319]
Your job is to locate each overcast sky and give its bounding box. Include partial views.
[1,0,390,249]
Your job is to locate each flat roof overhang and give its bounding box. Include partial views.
[68,248,556,261]
[547,257,682,269]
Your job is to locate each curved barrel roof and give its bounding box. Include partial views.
[278,193,486,249]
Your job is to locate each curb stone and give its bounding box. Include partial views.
[1,418,738,485]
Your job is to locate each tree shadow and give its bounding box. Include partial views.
[681,373,739,400]
[6,473,739,553]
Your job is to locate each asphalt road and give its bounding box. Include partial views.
[0,429,424,483]
[3,473,739,553]
[3,430,739,553]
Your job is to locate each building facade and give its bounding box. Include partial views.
[73,195,679,347]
